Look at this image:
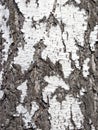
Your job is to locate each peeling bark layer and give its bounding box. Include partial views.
[0,0,98,130]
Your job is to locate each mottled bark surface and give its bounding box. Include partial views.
[0,0,98,130]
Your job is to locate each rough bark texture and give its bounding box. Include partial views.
[0,0,98,130]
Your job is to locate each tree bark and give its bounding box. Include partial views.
[0,0,98,130]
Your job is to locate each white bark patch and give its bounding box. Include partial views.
[14,1,87,76]
[15,0,54,20]
[17,81,27,103]
[14,0,50,71]
[0,70,3,89]
[0,90,4,99]
[49,95,83,130]
[14,22,46,72]
[80,88,86,96]
[43,75,69,102]
[0,4,13,62]
[16,102,39,129]
[83,58,90,77]
[42,75,83,129]
[42,4,87,77]
[89,25,98,51]
[75,0,81,4]
[91,125,96,130]
[55,4,87,68]
[42,25,73,78]
[14,41,34,72]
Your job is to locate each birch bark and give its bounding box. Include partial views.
[0,0,98,130]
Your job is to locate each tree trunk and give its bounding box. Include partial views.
[0,0,98,130]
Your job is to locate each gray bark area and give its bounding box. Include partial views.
[0,0,98,130]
